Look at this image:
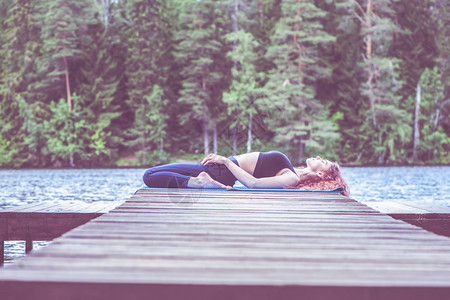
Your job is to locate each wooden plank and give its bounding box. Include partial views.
[28,242,450,264]
[3,203,61,213]
[1,190,450,300]
[61,230,450,248]
[0,202,119,241]
[1,279,449,300]
[32,236,450,252]
[3,261,450,287]
[365,202,450,237]
[365,201,450,214]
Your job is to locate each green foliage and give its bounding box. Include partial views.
[222,29,264,151]
[34,0,89,102]
[174,0,230,154]
[263,0,338,164]
[42,95,116,167]
[42,98,87,166]
[392,0,438,99]
[415,67,448,161]
[77,17,123,160]
[124,0,172,156]
[431,0,450,97]
[353,0,411,164]
[0,0,44,166]
[0,0,448,167]
[124,85,168,156]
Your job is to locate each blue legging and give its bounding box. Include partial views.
[143,157,239,188]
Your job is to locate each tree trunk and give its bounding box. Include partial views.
[412,84,421,160]
[247,114,252,153]
[233,0,239,31]
[431,96,442,134]
[203,122,209,155]
[257,0,264,30]
[64,57,72,112]
[294,0,303,82]
[232,126,237,155]
[297,138,305,165]
[159,137,164,156]
[213,123,218,154]
[69,153,74,167]
[365,0,376,127]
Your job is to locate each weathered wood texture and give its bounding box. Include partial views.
[0,202,119,264]
[366,201,450,237]
[1,190,450,300]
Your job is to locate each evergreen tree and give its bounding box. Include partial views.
[125,85,169,164]
[415,67,448,161]
[314,0,366,163]
[431,0,450,145]
[223,30,263,154]
[77,16,123,163]
[0,0,12,31]
[432,0,450,99]
[124,0,172,162]
[353,0,411,163]
[42,95,109,167]
[35,0,89,111]
[263,0,338,164]
[0,0,44,166]
[391,0,438,100]
[174,0,229,155]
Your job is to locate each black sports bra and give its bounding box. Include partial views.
[253,151,297,178]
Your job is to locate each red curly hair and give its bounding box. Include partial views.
[292,162,350,197]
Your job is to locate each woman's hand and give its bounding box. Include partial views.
[201,153,229,165]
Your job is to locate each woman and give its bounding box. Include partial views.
[143,151,349,196]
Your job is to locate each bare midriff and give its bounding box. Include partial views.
[232,152,260,175]
[233,152,296,177]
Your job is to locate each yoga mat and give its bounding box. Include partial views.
[137,185,344,193]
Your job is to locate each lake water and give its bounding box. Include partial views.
[1,166,449,265]
[1,166,449,208]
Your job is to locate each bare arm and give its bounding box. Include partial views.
[224,159,298,188]
[202,154,298,189]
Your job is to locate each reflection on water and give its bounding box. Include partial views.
[0,166,449,265]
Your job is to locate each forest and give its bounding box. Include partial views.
[0,0,449,168]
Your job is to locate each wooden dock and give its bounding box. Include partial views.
[1,189,450,300]
[365,201,450,237]
[0,202,119,265]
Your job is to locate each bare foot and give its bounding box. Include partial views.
[187,172,231,189]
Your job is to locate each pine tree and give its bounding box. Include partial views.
[352,0,411,163]
[263,0,338,164]
[432,0,450,99]
[220,0,265,154]
[391,0,438,100]
[124,85,169,164]
[174,0,228,155]
[77,16,123,162]
[124,0,172,161]
[0,0,44,166]
[415,67,448,161]
[223,30,263,154]
[42,96,96,167]
[35,0,89,111]
[430,0,450,151]
[314,0,366,163]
